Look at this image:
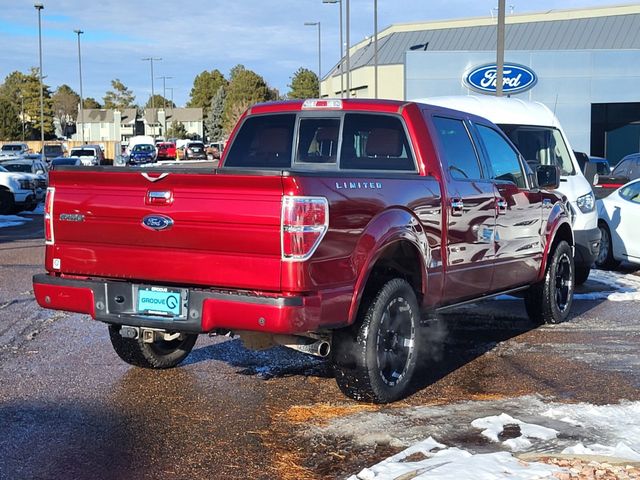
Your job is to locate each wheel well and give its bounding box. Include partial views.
[361,241,424,307]
[551,222,573,253]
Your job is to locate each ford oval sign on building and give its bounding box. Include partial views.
[464,63,537,95]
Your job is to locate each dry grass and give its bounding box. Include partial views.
[283,402,381,425]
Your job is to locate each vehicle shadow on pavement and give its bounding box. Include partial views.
[0,401,141,480]
[407,295,607,397]
[185,338,333,379]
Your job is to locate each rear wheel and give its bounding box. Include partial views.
[333,278,420,403]
[525,240,574,324]
[108,325,197,369]
[595,223,620,270]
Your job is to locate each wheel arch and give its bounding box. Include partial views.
[348,209,428,325]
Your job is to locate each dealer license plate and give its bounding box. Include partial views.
[137,286,186,317]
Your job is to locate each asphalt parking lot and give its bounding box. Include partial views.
[1,214,640,479]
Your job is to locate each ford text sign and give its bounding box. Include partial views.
[464,63,537,95]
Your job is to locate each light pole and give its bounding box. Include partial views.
[166,87,174,137]
[345,0,350,98]
[373,0,378,99]
[304,22,322,97]
[20,94,25,141]
[74,29,85,143]
[157,75,173,139]
[35,3,44,153]
[496,0,506,97]
[142,57,161,139]
[322,0,343,98]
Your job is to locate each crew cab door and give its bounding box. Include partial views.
[473,122,544,291]
[430,115,497,303]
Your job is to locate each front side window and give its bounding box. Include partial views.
[499,124,575,176]
[340,114,414,171]
[225,114,296,168]
[296,118,340,164]
[619,181,640,203]
[432,117,482,180]
[477,124,527,189]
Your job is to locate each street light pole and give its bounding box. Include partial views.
[35,3,44,153]
[74,29,85,143]
[373,0,378,99]
[345,0,350,98]
[157,75,173,139]
[20,94,25,141]
[304,22,321,96]
[142,57,161,139]
[322,0,343,98]
[496,0,506,97]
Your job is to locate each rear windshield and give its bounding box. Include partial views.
[70,149,96,156]
[44,145,63,154]
[224,113,415,171]
[188,143,204,148]
[498,124,576,176]
[52,158,78,166]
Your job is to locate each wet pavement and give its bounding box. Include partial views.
[1,215,639,479]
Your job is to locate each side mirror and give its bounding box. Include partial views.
[537,165,560,190]
[36,170,45,175]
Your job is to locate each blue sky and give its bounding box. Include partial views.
[0,0,629,107]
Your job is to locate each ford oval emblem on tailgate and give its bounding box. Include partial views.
[142,214,174,231]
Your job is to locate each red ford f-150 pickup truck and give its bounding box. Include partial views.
[33,99,574,403]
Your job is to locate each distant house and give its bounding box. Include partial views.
[144,108,204,139]
[74,108,138,143]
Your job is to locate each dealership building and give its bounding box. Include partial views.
[321,4,640,164]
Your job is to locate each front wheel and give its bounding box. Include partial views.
[525,240,574,324]
[108,325,197,369]
[0,191,15,215]
[333,278,420,404]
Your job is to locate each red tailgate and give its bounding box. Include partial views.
[47,169,284,291]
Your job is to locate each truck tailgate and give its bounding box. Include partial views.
[48,169,284,291]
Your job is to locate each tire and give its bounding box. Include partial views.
[0,190,15,215]
[333,278,420,404]
[595,223,620,270]
[108,325,197,369]
[574,263,591,286]
[525,240,574,324]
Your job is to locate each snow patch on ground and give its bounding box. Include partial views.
[0,215,33,228]
[316,396,640,479]
[471,413,558,451]
[348,438,563,480]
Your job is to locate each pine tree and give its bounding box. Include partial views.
[205,86,226,142]
[83,97,101,109]
[287,68,319,99]
[145,94,175,109]
[166,122,187,139]
[0,97,21,140]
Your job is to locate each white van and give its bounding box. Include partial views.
[414,96,600,285]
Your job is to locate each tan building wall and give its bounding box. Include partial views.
[322,64,405,100]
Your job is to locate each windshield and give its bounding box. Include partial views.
[3,164,31,173]
[0,165,7,172]
[1,145,22,152]
[52,158,78,166]
[498,124,576,176]
[132,144,154,152]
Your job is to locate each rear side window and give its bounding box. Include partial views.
[225,114,296,168]
[432,117,482,180]
[477,125,526,188]
[340,114,414,171]
[296,118,340,164]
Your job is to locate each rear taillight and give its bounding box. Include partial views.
[44,187,55,245]
[281,196,328,261]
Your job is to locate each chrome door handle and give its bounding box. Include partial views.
[451,198,464,216]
